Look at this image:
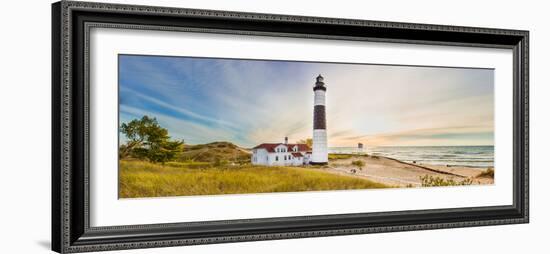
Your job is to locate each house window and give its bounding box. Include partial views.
[275,156,278,161]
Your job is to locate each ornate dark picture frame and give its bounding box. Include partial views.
[52,1,529,253]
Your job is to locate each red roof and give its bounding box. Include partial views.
[253,143,311,153]
[252,143,282,153]
[291,152,303,157]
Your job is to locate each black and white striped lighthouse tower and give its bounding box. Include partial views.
[311,74,328,165]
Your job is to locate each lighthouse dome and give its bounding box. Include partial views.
[314,74,326,91]
[316,74,324,83]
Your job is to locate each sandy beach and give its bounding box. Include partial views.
[312,154,493,187]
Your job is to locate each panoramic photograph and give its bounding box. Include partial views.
[118,54,495,198]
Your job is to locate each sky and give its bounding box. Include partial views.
[119,54,494,148]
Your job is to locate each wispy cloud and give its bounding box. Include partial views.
[120,105,235,145]
[120,86,238,129]
[119,55,494,147]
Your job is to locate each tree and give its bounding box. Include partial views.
[147,139,184,163]
[119,115,161,158]
[351,160,365,171]
[119,116,184,163]
[298,138,313,148]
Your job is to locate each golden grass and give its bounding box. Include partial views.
[119,160,387,198]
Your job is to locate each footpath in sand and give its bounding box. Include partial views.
[312,155,494,187]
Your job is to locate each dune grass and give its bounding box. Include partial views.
[477,167,495,178]
[177,142,250,163]
[328,153,354,160]
[119,160,387,198]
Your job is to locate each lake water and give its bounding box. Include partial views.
[329,146,494,168]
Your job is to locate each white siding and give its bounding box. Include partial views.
[251,148,270,165]
[304,153,312,164]
[253,152,298,166]
[312,129,328,163]
[252,145,311,166]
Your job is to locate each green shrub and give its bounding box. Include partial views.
[213,158,229,167]
[351,160,365,170]
[420,175,473,187]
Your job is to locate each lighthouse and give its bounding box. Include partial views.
[311,74,328,165]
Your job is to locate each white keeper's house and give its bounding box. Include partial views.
[251,137,311,166]
[251,74,329,167]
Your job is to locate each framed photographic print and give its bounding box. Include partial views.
[52,1,529,253]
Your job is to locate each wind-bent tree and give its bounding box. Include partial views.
[297,138,313,148]
[119,116,183,163]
